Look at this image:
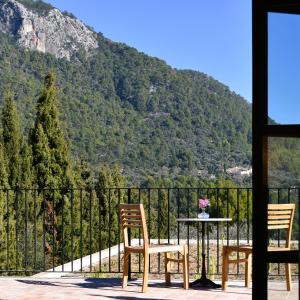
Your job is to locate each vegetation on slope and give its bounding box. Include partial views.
[0,32,252,182]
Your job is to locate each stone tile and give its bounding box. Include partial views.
[0,277,297,300]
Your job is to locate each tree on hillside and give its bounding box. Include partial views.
[29,71,74,266]
[19,141,34,188]
[0,140,10,269]
[2,91,22,188]
[30,72,73,190]
[0,142,9,189]
[1,91,35,270]
[74,157,94,188]
[95,165,126,249]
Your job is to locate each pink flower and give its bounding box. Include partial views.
[198,198,210,209]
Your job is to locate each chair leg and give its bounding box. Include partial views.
[142,252,149,293]
[245,253,252,288]
[183,245,189,289]
[222,247,228,290]
[165,252,171,286]
[285,263,292,291]
[122,252,129,288]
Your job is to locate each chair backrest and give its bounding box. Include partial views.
[119,203,149,249]
[268,203,295,248]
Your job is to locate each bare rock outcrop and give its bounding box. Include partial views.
[0,0,99,60]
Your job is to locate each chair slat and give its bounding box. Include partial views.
[121,209,141,212]
[268,204,295,209]
[120,204,141,210]
[268,210,292,215]
[122,220,142,225]
[121,212,142,216]
[268,215,291,220]
[268,224,289,229]
[123,224,143,228]
[121,214,142,219]
[268,220,290,225]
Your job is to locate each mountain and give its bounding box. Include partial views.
[0,0,252,183]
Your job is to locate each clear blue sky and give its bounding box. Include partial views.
[45,0,252,103]
[43,1,300,124]
[268,12,300,124]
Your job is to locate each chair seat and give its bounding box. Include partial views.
[125,243,186,254]
[148,244,186,254]
[224,244,252,253]
[268,247,290,252]
[225,245,290,252]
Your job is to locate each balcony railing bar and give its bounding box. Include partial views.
[52,190,55,271]
[108,188,111,273]
[138,188,141,273]
[80,189,83,272]
[176,188,180,273]
[117,188,121,273]
[147,188,151,274]
[6,190,9,271]
[237,189,240,274]
[247,188,250,244]
[15,190,19,271]
[216,188,220,274]
[43,190,46,271]
[71,189,74,272]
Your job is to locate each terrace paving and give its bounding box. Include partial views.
[0,277,298,300]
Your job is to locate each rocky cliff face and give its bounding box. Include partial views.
[0,0,98,60]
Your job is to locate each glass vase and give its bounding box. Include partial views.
[198,207,209,219]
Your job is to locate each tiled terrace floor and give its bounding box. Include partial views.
[0,277,298,300]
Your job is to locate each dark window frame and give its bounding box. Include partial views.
[252,1,300,299]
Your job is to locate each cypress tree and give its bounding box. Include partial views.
[0,145,8,188]
[0,140,10,269]
[74,157,94,188]
[95,165,126,250]
[2,91,22,188]
[30,72,73,190]
[19,141,34,188]
[1,92,32,271]
[30,72,74,267]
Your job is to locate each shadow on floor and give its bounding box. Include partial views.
[88,296,166,300]
[16,278,123,289]
[16,279,59,287]
[17,277,178,289]
[16,278,173,299]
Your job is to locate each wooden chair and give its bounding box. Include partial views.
[222,203,295,291]
[119,203,189,292]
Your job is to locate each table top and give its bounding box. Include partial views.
[176,218,232,222]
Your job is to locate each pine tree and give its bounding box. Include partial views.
[2,91,22,188]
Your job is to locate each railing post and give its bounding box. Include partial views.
[127,188,132,280]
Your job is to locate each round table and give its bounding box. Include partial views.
[176,218,232,288]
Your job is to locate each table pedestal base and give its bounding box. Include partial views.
[190,276,221,289]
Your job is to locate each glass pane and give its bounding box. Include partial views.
[268,13,300,125]
[268,137,299,299]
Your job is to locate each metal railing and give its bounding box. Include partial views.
[0,187,298,277]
